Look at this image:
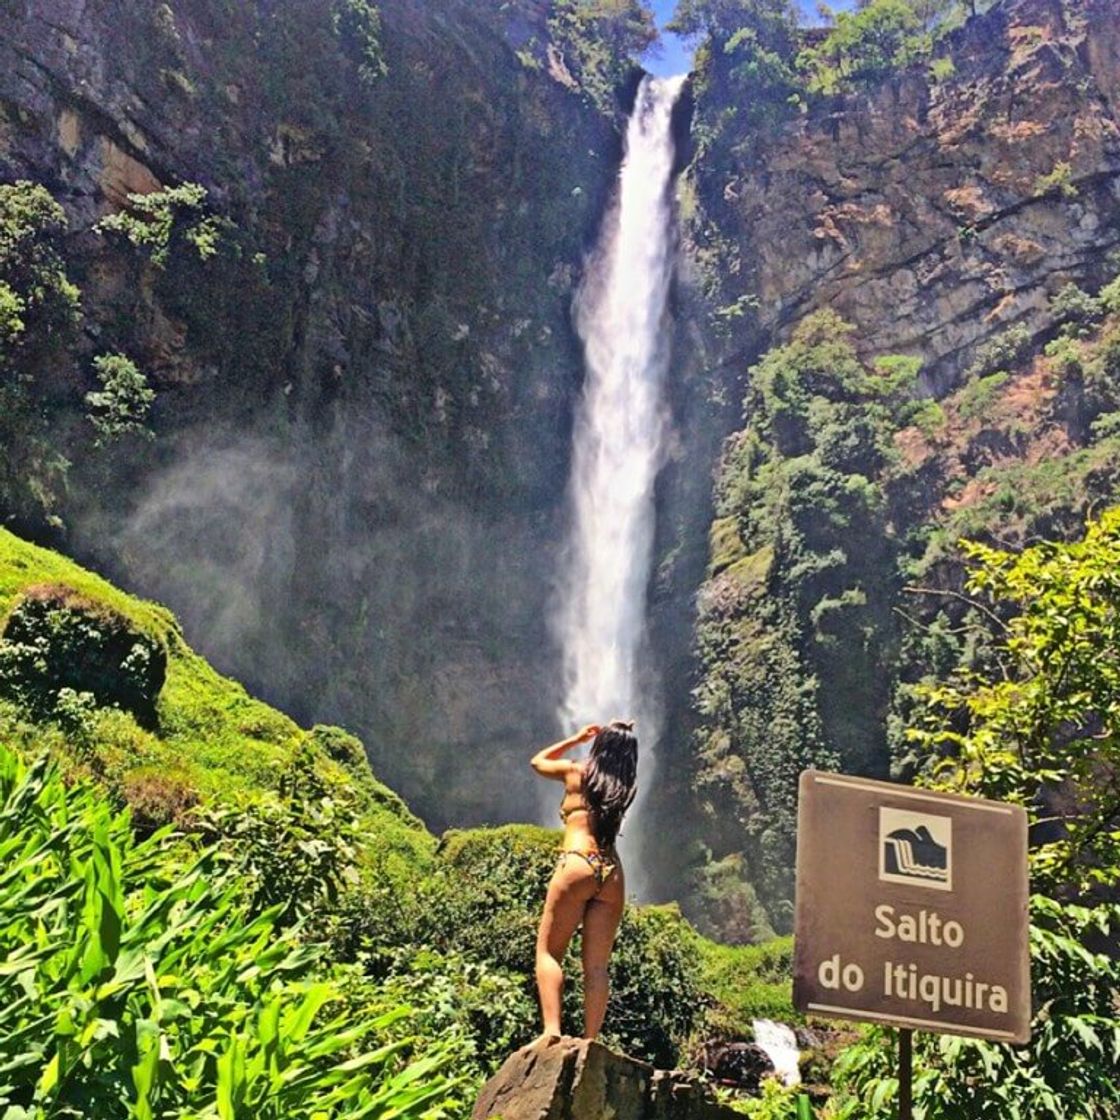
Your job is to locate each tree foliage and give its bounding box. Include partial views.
[912,509,1120,894]
[799,0,935,93]
[0,183,82,526]
[0,182,80,358]
[548,0,657,113]
[85,353,155,446]
[832,510,1120,1117]
[95,183,224,269]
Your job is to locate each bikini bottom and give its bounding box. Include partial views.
[557,848,617,893]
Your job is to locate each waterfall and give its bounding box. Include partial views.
[553,75,685,875]
[751,1020,802,1087]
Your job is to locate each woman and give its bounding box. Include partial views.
[528,719,638,1044]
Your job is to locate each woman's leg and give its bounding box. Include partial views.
[535,857,596,1038]
[580,873,625,1039]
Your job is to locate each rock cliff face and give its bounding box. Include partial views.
[0,0,631,827]
[643,0,1120,930]
[689,0,1120,393]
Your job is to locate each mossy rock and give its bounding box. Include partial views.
[708,516,748,577]
[0,583,167,726]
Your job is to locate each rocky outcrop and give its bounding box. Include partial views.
[473,1038,741,1120]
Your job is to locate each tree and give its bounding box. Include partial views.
[799,0,929,93]
[832,511,1120,1117]
[667,0,797,45]
[912,509,1120,895]
[0,182,82,526]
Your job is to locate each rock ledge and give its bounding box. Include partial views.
[472,1037,740,1120]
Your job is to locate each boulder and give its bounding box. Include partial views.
[472,1038,741,1120]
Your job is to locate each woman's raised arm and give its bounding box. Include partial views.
[530,724,600,778]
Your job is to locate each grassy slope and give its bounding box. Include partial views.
[0,527,435,875]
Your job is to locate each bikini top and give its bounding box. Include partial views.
[559,794,590,823]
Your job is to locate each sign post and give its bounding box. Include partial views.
[793,771,1031,1115]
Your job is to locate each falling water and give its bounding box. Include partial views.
[752,1019,802,1087]
[553,75,685,870]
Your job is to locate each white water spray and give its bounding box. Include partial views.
[752,1019,802,1087]
[553,75,685,861]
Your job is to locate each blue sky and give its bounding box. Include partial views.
[644,0,859,77]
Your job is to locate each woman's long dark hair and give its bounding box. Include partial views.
[583,720,638,849]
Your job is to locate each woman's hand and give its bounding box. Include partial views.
[531,723,600,777]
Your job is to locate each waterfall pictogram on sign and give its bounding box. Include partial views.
[879,808,952,891]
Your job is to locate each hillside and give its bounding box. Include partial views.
[0,525,806,1112]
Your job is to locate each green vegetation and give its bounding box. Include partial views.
[0,183,82,526]
[85,353,156,446]
[547,0,657,114]
[674,0,801,135]
[831,512,1120,1117]
[95,183,225,269]
[1034,159,1078,199]
[799,0,936,94]
[690,311,907,935]
[0,528,791,1105]
[0,182,80,352]
[691,266,1120,952]
[964,322,1033,380]
[956,369,1008,420]
[331,0,386,85]
[0,746,460,1119]
[698,936,796,1033]
[679,0,995,124]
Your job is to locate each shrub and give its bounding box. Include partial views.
[1034,160,1077,199]
[928,54,955,81]
[697,935,797,1036]
[956,369,1008,421]
[1098,272,1120,314]
[85,353,155,445]
[369,947,535,1076]
[95,182,224,268]
[0,584,167,725]
[910,398,945,437]
[331,0,386,85]
[196,744,360,926]
[965,323,1033,379]
[1049,281,1102,337]
[1044,334,1084,382]
[604,905,706,1067]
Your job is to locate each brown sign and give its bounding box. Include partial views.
[793,770,1030,1043]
